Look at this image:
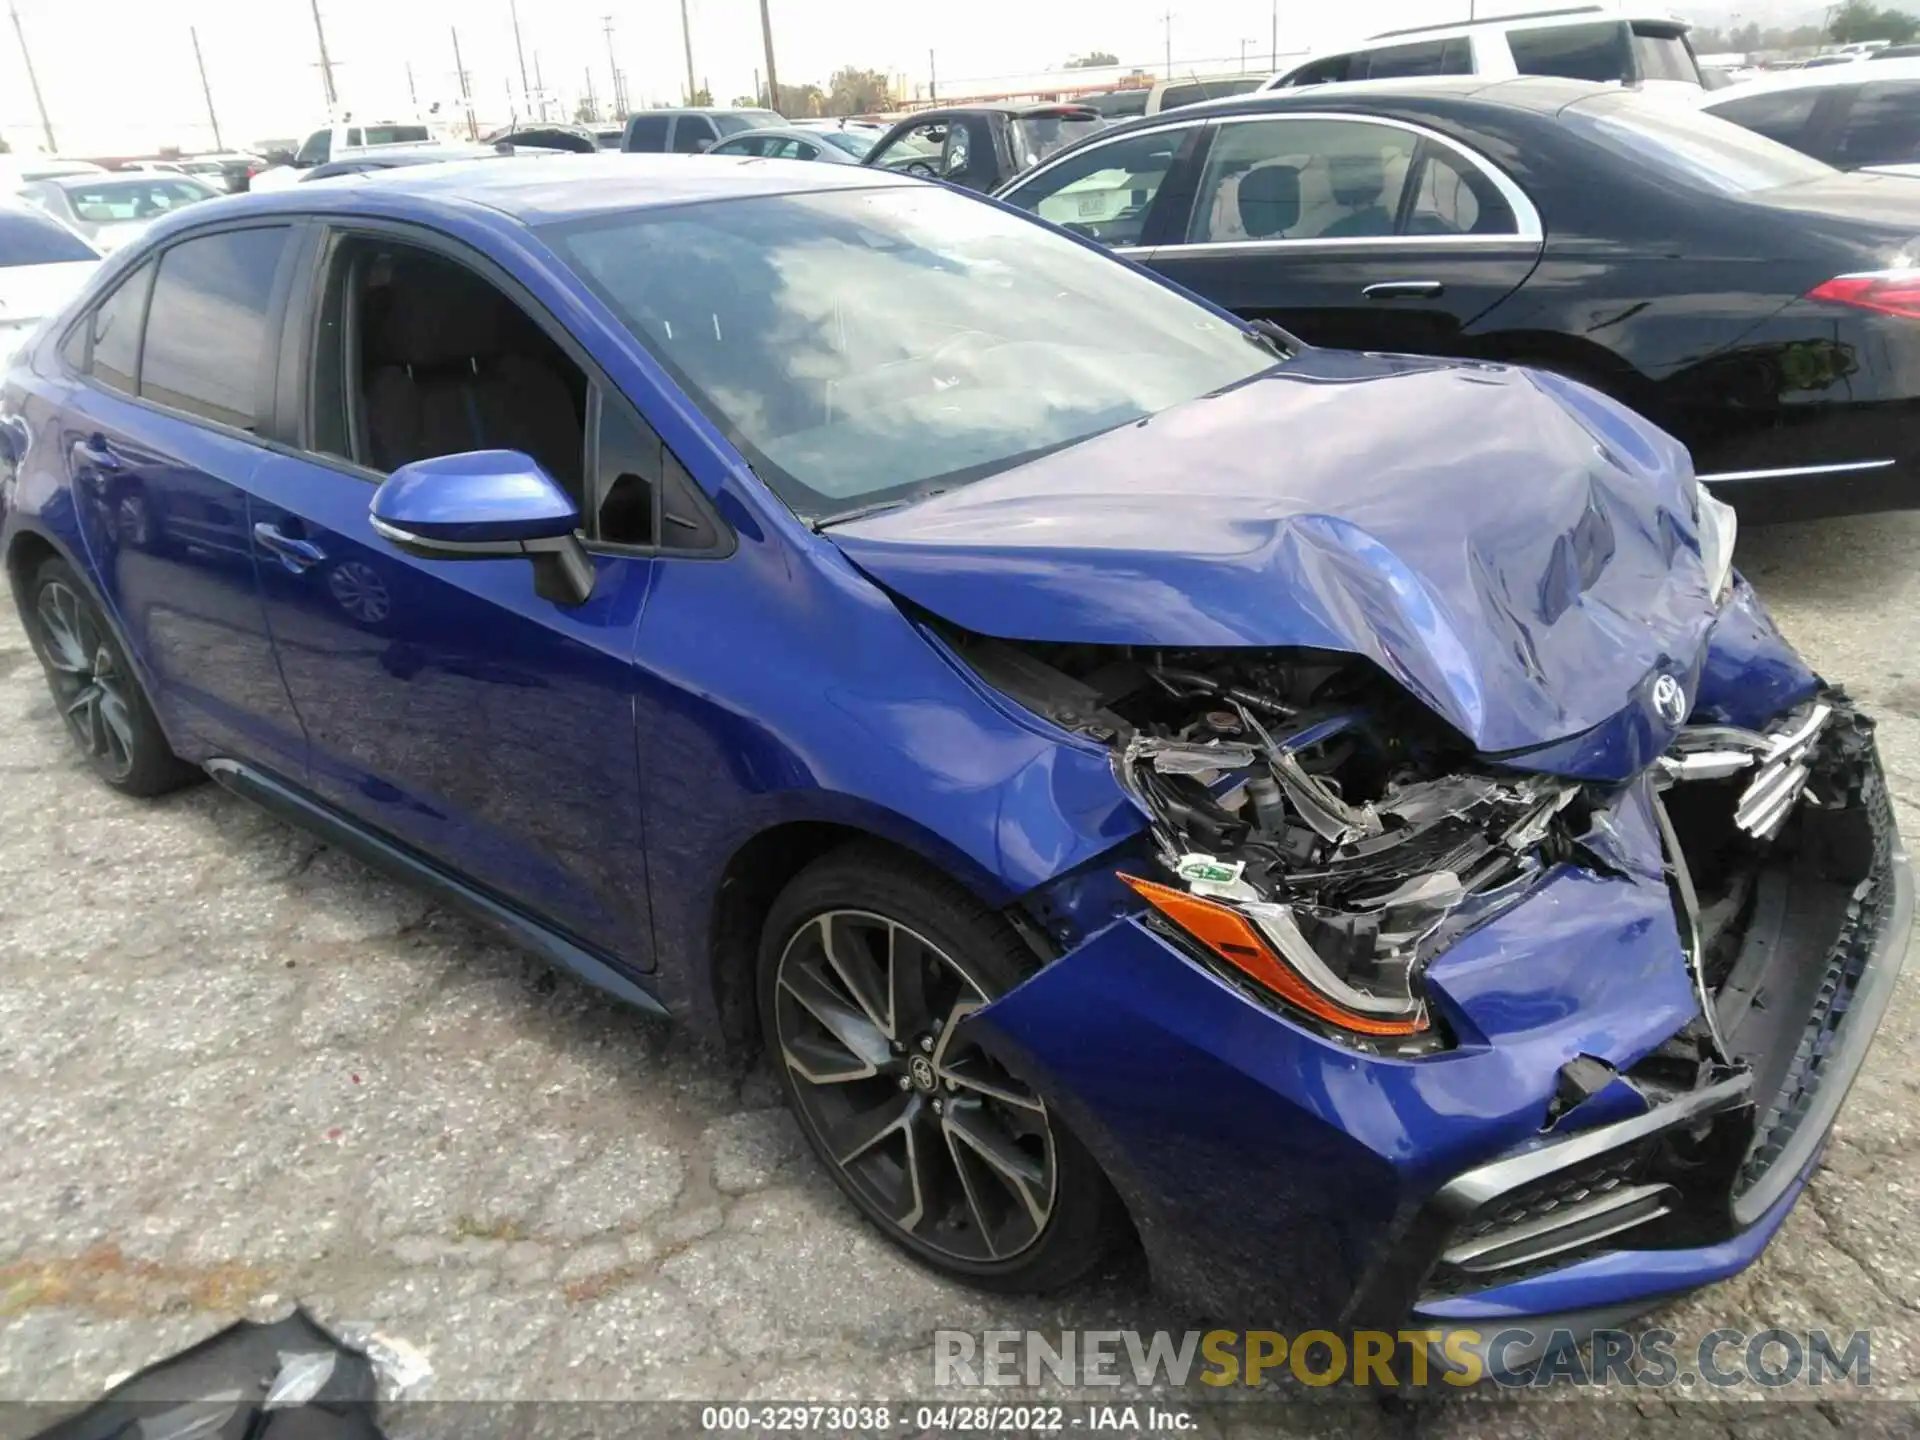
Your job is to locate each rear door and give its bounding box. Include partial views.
[1142,114,1543,354]
[53,223,308,770]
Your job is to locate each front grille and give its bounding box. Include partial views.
[1736,760,1898,1197]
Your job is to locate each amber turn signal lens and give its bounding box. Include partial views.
[1119,873,1427,1038]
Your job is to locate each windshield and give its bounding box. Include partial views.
[1010,116,1105,169]
[546,185,1271,517]
[822,129,876,158]
[1563,96,1834,193]
[60,178,216,223]
[0,208,96,266]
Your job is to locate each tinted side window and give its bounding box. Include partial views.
[1001,127,1186,247]
[1710,89,1825,150]
[626,115,671,151]
[1364,39,1470,79]
[1284,54,1357,86]
[295,129,331,166]
[347,128,364,148]
[364,125,430,145]
[140,227,290,430]
[1508,22,1631,83]
[1836,82,1920,166]
[87,261,153,395]
[1188,119,1417,242]
[672,117,717,153]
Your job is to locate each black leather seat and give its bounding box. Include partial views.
[362,258,584,498]
[1237,164,1301,240]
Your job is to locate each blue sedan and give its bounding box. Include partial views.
[0,155,1906,1375]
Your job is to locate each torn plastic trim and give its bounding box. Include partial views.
[1661,700,1833,841]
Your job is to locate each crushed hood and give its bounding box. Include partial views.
[828,350,1718,762]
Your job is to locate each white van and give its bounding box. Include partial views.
[1265,6,1704,99]
[250,121,448,192]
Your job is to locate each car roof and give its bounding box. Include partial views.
[1360,3,1684,42]
[885,103,1100,122]
[39,169,217,190]
[1706,57,1920,102]
[208,153,914,226]
[1169,73,1613,119]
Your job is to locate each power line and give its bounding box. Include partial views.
[7,0,56,153]
[191,25,223,151]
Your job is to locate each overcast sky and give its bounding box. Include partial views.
[1,0,1756,155]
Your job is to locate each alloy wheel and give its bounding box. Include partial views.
[35,581,136,781]
[773,910,1057,1263]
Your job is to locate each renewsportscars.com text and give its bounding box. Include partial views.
[933,1327,1873,1390]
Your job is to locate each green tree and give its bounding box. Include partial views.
[827,66,893,115]
[1829,1,1920,44]
[690,85,714,106]
[1068,50,1119,68]
[774,81,826,116]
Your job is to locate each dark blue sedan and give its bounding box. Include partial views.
[0,155,1907,1377]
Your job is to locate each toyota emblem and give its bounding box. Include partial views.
[1652,674,1687,727]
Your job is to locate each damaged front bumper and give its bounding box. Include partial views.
[967,693,1910,1347]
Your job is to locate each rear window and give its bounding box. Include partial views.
[1709,88,1826,150]
[1631,24,1701,84]
[1364,38,1473,79]
[362,125,431,146]
[714,111,781,136]
[1509,21,1631,84]
[1282,53,1358,86]
[1565,97,1835,194]
[1158,78,1263,111]
[0,208,96,266]
[626,115,671,150]
[1835,81,1920,167]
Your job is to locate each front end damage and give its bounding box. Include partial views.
[954,619,1910,1344]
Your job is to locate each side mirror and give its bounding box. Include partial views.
[369,450,595,606]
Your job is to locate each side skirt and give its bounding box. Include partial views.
[205,758,669,1019]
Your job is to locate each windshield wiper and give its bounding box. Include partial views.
[810,488,951,533]
[1244,317,1310,360]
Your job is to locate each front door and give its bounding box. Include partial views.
[249,229,660,966]
[58,224,308,771]
[1145,115,1542,355]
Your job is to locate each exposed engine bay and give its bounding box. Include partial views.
[949,633,1607,1047]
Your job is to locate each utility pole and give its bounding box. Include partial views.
[190,26,223,150]
[406,60,418,109]
[1271,0,1278,70]
[585,65,598,122]
[601,16,621,118]
[308,0,339,109]
[8,0,56,152]
[1240,37,1247,72]
[759,0,780,114]
[678,0,698,105]
[533,51,546,120]
[451,25,477,140]
[1164,10,1174,79]
[508,0,530,105]
[928,48,937,101]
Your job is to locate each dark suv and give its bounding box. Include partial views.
[621,109,782,154]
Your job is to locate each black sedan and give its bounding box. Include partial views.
[996,76,1920,522]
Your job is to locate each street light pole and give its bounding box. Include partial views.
[191,25,223,151]
[8,0,57,152]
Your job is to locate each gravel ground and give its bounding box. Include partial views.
[0,513,1917,1437]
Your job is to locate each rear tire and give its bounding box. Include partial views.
[23,558,200,797]
[758,842,1120,1292]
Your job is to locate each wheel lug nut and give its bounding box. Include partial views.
[931,1099,943,1114]
[890,1040,904,1054]
[898,1076,912,1091]
[919,1036,935,1053]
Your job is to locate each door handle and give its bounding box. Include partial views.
[253,521,327,573]
[70,435,122,473]
[1362,280,1444,300]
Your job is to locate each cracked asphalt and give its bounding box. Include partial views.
[0,512,1917,1438]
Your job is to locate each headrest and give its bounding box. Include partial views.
[1237,165,1300,240]
[1329,151,1387,207]
[367,257,522,369]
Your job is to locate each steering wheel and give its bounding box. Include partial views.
[927,329,1006,387]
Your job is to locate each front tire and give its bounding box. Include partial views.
[758,843,1119,1291]
[23,558,199,797]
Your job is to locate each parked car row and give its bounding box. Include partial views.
[0,136,1907,1384]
